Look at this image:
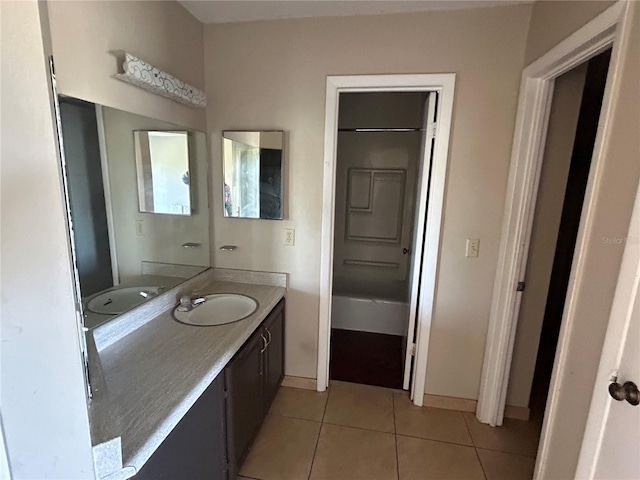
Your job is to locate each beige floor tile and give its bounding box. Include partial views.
[309,424,398,480]
[239,415,321,480]
[463,412,540,457]
[269,386,328,421]
[323,381,395,433]
[463,412,541,457]
[394,392,473,445]
[396,435,485,480]
[477,448,536,480]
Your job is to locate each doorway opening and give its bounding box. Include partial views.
[329,92,432,390]
[525,50,611,422]
[500,48,612,458]
[317,74,455,404]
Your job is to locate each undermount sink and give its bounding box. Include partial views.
[173,294,258,326]
[87,286,164,315]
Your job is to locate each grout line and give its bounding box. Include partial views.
[392,390,397,435]
[307,423,324,480]
[392,393,400,480]
[474,446,538,458]
[307,386,332,480]
[462,409,477,447]
[474,447,489,480]
[395,433,476,449]
[322,421,395,435]
[268,412,324,424]
[320,383,331,423]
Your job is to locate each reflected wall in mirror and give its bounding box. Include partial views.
[134,131,192,216]
[222,131,284,220]
[57,96,210,329]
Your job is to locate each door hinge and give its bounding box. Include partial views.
[427,122,437,139]
[517,281,526,292]
[410,343,416,356]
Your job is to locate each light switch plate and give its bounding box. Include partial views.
[136,220,144,236]
[466,238,480,257]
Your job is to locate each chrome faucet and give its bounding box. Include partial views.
[177,295,206,312]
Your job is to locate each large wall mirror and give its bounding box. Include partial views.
[222,131,284,220]
[57,96,210,329]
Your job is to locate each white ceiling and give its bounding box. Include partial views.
[179,0,533,25]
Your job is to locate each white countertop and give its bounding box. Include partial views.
[87,272,286,479]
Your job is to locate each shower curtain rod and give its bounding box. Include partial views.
[337,127,424,132]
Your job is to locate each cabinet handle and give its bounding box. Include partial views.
[260,333,268,353]
[266,328,272,348]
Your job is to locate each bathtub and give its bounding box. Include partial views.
[331,294,409,336]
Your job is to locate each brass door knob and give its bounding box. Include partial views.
[608,380,639,406]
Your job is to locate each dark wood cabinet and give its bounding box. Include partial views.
[226,298,285,479]
[262,300,285,414]
[224,327,265,480]
[135,373,227,480]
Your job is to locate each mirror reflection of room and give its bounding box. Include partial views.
[222,130,284,220]
[57,96,210,329]
[134,130,192,216]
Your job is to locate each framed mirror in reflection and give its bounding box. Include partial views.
[134,130,192,216]
[57,96,210,329]
[222,131,284,220]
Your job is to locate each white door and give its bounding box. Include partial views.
[576,181,640,479]
[403,92,438,390]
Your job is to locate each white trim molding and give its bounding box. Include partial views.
[317,74,456,406]
[476,0,629,440]
[115,52,207,108]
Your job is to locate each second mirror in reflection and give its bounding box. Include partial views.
[222,131,284,220]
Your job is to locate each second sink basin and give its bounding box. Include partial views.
[87,286,164,315]
[174,294,258,326]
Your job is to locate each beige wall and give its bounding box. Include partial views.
[507,64,587,408]
[524,0,615,65]
[205,4,532,398]
[102,108,210,280]
[47,1,206,131]
[523,2,640,479]
[0,1,95,476]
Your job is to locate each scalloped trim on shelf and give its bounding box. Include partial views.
[114,52,207,108]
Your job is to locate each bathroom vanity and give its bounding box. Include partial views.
[134,298,284,480]
[88,269,286,480]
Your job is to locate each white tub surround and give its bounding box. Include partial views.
[87,268,287,480]
[331,294,408,336]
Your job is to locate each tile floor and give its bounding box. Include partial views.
[238,381,541,480]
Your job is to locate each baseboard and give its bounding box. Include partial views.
[423,394,477,413]
[504,404,531,421]
[281,375,317,391]
[422,394,531,420]
[282,378,531,419]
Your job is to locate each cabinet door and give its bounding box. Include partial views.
[225,328,265,479]
[134,373,227,480]
[263,299,285,413]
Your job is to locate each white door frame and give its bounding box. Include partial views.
[476,0,631,428]
[94,105,120,285]
[317,74,456,405]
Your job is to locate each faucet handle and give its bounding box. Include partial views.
[179,295,192,308]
